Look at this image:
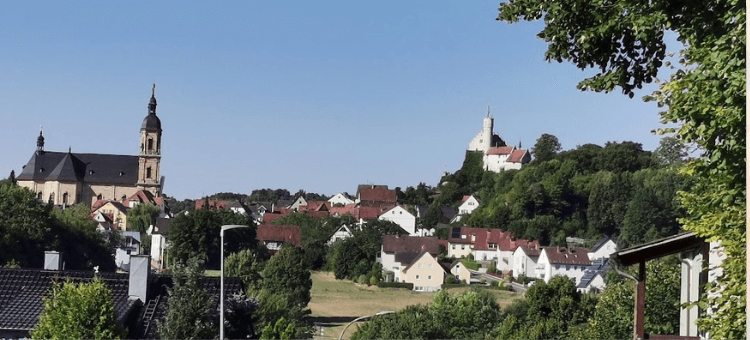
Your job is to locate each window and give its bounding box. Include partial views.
[428,264,433,269]
[418,263,423,269]
[452,245,456,250]
[148,138,154,151]
[566,265,571,270]
[416,275,420,280]
[62,193,68,205]
[428,275,432,281]
[37,192,43,200]
[146,167,152,179]
[461,245,465,250]
[97,194,102,200]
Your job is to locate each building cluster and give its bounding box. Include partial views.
[467,111,531,172]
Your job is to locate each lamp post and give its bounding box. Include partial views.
[220,224,249,340]
[337,311,394,340]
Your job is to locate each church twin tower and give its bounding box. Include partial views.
[137,84,163,192]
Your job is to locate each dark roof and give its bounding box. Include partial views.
[614,232,703,267]
[440,206,456,221]
[17,151,139,185]
[0,269,132,332]
[543,247,591,265]
[382,235,439,255]
[577,258,610,289]
[517,245,542,257]
[256,225,301,247]
[590,236,612,252]
[394,252,422,266]
[357,186,396,203]
[151,217,171,235]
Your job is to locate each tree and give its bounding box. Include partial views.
[532,133,562,163]
[224,249,265,294]
[50,204,117,271]
[31,277,124,340]
[497,0,745,336]
[653,136,689,166]
[157,258,217,340]
[584,259,680,339]
[0,181,51,267]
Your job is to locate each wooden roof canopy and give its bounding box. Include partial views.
[613,232,705,267]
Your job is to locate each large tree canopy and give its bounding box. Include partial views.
[497,0,745,337]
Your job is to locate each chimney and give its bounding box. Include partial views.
[128,255,150,302]
[44,251,61,270]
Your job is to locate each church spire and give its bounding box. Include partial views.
[148,83,157,115]
[36,125,44,155]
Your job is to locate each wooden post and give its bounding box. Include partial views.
[634,260,646,340]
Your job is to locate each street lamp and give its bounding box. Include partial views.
[337,311,394,340]
[220,224,250,340]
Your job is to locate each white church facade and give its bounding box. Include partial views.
[468,112,530,172]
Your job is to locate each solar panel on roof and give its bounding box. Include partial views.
[451,227,461,239]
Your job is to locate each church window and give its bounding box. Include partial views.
[62,193,68,205]
[49,193,54,204]
[148,138,154,151]
[146,167,152,179]
[97,194,102,200]
[37,192,43,200]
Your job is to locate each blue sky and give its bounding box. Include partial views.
[1,1,671,200]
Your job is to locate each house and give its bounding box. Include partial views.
[449,260,472,284]
[356,184,397,208]
[288,196,308,211]
[453,195,481,222]
[328,192,354,206]
[92,200,129,230]
[327,225,354,245]
[401,252,446,292]
[148,217,170,271]
[612,232,725,339]
[536,247,591,284]
[588,236,618,260]
[125,190,169,217]
[93,211,114,231]
[576,257,609,293]
[115,231,142,272]
[378,235,439,283]
[512,244,542,278]
[446,227,538,264]
[256,224,301,253]
[496,236,539,273]
[16,87,164,206]
[299,200,330,218]
[0,253,242,339]
[378,205,417,235]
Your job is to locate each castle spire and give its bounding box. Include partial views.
[148,83,157,115]
[487,105,490,118]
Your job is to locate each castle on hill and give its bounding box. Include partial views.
[467,111,530,172]
[17,86,165,206]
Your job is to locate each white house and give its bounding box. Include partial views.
[449,260,472,284]
[536,247,591,284]
[327,193,354,206]
[512,245,542,278]
[288,196,307,211]
[577,258,609,293]
[327,224,354,245]
[453,195,481,222]
[483,146,531,172]
[588,236,618,260]
[147,217,170,270]
[378,205,417,236]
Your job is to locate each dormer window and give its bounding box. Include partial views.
[89,170,95,175]
[39,167,44,173]
[119,171,124,176]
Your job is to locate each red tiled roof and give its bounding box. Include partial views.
[360,206,390,220]
[330,204,360,219]
[307,210,330,218]
[256,225,301,247]
[382,235,439,255]
[91,199,109,212]
[126,190,157,205]
[359,187,397,203]
[508,149,528,163]
[462,195,471,202]
[262,213,287,224]
[302,201,330,212]
[448,227,538,252]
[486,146,514,156]
[543,247,591,265]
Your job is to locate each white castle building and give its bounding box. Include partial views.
[468,112,530,172]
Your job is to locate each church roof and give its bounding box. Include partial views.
[141,113,162,132]
[17,151,139,185]
[486,146,514,156]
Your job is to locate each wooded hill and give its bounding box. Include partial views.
[437,138,691,248]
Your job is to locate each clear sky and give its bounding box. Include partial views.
[1,1,671,200]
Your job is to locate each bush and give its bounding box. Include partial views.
[369,276,379,286]
[444,274,457,285]
[357,274,368,284]
[376,282,414,289]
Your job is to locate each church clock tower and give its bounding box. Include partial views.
[137,84,163,195]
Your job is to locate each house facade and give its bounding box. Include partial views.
[378,235,439,283]
[16,86,165,206]
[536,247,591,283]
[512,245,541,278]
[328,192,354,206]
[378,205,417,235]
[401,252,445,292]
[256,224,301,253]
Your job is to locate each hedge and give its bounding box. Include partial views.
[377,282,414,289]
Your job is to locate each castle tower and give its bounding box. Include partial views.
[36,126,45,155]
[468,107,495,152]
[137,84,162,195]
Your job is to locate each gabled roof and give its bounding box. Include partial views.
[543,247,591,265]
[357,186,397,203]
[589,236,615,252]
[382,235,439,255]
[507,149,528,163]
[92,200,128,215]
[256,225,301,247]
[517,245,542,257]
[401,251,443,273]
[359,206,390,220]
[17,151,139,185]
[486,146,514,156]
[150,217,171,235]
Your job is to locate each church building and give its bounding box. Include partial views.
[16,86,165,206]
[467,110,531,172]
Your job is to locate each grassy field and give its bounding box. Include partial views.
[308,271,521,339]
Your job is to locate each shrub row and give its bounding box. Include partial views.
[377,282,414,289]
